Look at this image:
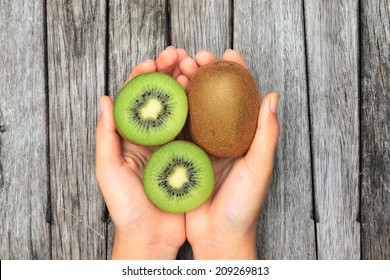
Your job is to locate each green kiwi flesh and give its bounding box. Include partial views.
[143,141,214,213]
[188,61,260,157]
[114,72,188,146]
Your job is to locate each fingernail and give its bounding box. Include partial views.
[270,93,278,113]
[100,96,105,114]
[166,46,176,50]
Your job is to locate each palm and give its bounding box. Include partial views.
[107,127,186,247]
[185,155,263,243]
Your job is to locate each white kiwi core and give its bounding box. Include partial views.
[167,166,189,189]
[139,98,163,120]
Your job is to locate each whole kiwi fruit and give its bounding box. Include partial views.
[188,61,260,157]
[114,72,188,146]
[143,140,214,213]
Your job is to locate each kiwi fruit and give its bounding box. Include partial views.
[143,140,214,213]
[188,61,260,157]
[114,72,188,146]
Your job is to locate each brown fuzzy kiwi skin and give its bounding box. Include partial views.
[188,61,260,158]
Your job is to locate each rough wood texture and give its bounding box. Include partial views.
[234,0,316,259]
[47,0,107,259]
[0,0,50,259]
[107,0,168,258]
[1,0,390,260]
[361,0,390,260]
[170,0,231,260]
[170,0,231,58]
[305,0,360,259]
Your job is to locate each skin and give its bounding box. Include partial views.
[96,46,280,259]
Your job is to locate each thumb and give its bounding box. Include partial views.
[96,96,124,180]
[244,92,280,179]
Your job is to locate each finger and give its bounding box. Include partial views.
[244,93,280,178]
[222,49,248,69]
[125,59,157,84]
[195,49,218,66]
[96,96,124,180]
[177,48,189,59]
[172,48,189,78]
[155,46,178,74]
[179,56,198,80]
[176,74,190,92]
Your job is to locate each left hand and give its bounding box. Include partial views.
[96,46,194,259]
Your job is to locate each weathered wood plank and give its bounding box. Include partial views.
[47,0,107,259]
[234,0,316,259]
[170,0,231,58]
[0,0,50,259]
[361,0,390,260]
[107,0,168,258]
[170,0,231,260]
[305,0,360,259]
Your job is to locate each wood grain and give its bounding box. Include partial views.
[47,0,107,259]
[305,0,360,259]
[0,0,50,260]
[361,0,390,260]
[107,0,168,258]
[234,0,316,259]
[170,0,231,260]
[1,0,389,261]
[170,0,231,58]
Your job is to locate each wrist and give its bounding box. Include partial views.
[190,237,257,260]
[112,231,180,260]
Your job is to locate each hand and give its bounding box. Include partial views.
[96,46,194,259]
[183,50,280,259]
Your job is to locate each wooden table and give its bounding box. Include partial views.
[0,0,389,260]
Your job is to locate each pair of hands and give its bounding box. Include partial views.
[96,47,280,259]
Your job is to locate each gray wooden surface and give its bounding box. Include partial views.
[361,0,390,260]
[305,0,361,259]
[0,0,389,260]
[46,0,107,259]
[0,0,50,260]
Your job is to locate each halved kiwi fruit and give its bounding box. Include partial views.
[143,141,214,213]
[114,72,188,146]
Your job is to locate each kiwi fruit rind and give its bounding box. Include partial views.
[188,61,260,157]
[143,140,214,213]
[114,72,188,146]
